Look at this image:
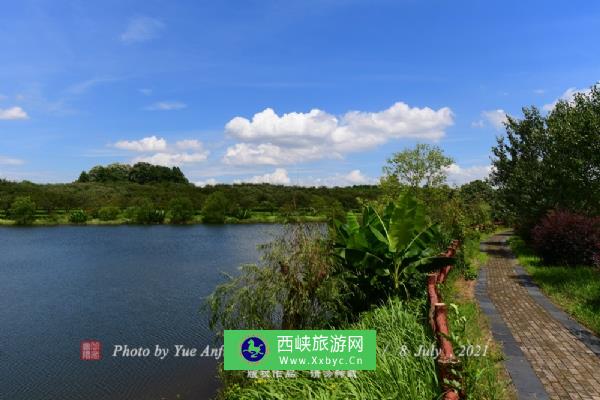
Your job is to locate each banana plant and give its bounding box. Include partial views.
[333,193,454,301]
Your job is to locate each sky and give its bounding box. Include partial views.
[1,0,599,187]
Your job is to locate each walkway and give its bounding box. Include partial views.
[478,232,600,400]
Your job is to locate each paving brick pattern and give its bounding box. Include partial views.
[483,233,600,400]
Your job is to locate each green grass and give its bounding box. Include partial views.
[508,236,600,336]
[221,298,440,400]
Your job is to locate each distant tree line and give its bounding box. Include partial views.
[0,165,384,224]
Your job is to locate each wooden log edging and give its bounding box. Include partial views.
[427,240,461,400]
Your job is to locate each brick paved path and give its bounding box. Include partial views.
[482,232,600,400]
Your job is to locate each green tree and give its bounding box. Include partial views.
[97,206,120,221]
[10,196,37,225]
[77,171,90,182]
[383,144,454,190]
[168,197,195,224]
[202,191,229,223]
[69,209,88,224]
[129,200,165,224]
[128,162,188,184]
[86,163,131,183]
[491,85,600,234]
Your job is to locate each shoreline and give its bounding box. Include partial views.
[0,216,328,227]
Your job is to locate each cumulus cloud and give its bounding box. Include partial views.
[233,168,373,187]
[145,101,187,111]
[175,139,203,150]
[133,151,208,167]
[473,109,507,130]
[543,87,591,111]
[112,136,209,167]
[114,136,167,152]
[238,168,292,185]
[443,163,492,185]
[0,156,24,165]
[344,169,370,185]
[0,106,29,120]
[224,143,328,165]
[223,102,454,165]
[121,16,165,44]
[195,178,217,187]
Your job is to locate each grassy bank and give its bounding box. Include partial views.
[508,237,600,335]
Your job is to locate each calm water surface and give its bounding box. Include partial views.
[0,224,283,400]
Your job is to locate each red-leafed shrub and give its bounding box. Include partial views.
[532,210,600,266]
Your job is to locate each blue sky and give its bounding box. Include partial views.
[1,0,599,186]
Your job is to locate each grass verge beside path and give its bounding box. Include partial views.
[508,236,600,336]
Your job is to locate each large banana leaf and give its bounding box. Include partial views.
[332,193,453,301]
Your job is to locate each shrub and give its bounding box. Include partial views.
[97,206,120,221]
[69,209,88,224]
[208,225,347,333]
[202,191,228,223]
[168,197,195,224]
[9,196,37,225]
[531,210,600,266]
[127,200,165,224]
[332,193,452,311]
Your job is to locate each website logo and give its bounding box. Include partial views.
[241,336,266,362]
[225,330,376,371]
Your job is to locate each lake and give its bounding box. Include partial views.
[0,224,284,400]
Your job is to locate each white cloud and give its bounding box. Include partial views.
[344,169,370,185]
[121,16,165,44]
[233,168,374,187]
[133,151,208,167]
[534,89,545,95]
[543,87,591,111]
[0,106,29,120]
[472,109,508,130]
[223,102,454,165]
[224,143,328,165]
[112,136,209,167]
[114,136,167,152]
[139,88,153,96]
[238,168,292,185]
[482,109,507,130]
[145,101,187,111]
[443,163,492,185]
[195,178,217,187]
[175,139,203,150]
[0,156,24,165]
[0,94,7,101]
[298,170,375,187]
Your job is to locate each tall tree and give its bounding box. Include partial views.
[491,85,600,234]
[383,144,454,189]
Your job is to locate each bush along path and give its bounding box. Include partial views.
[479,231,600,400]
